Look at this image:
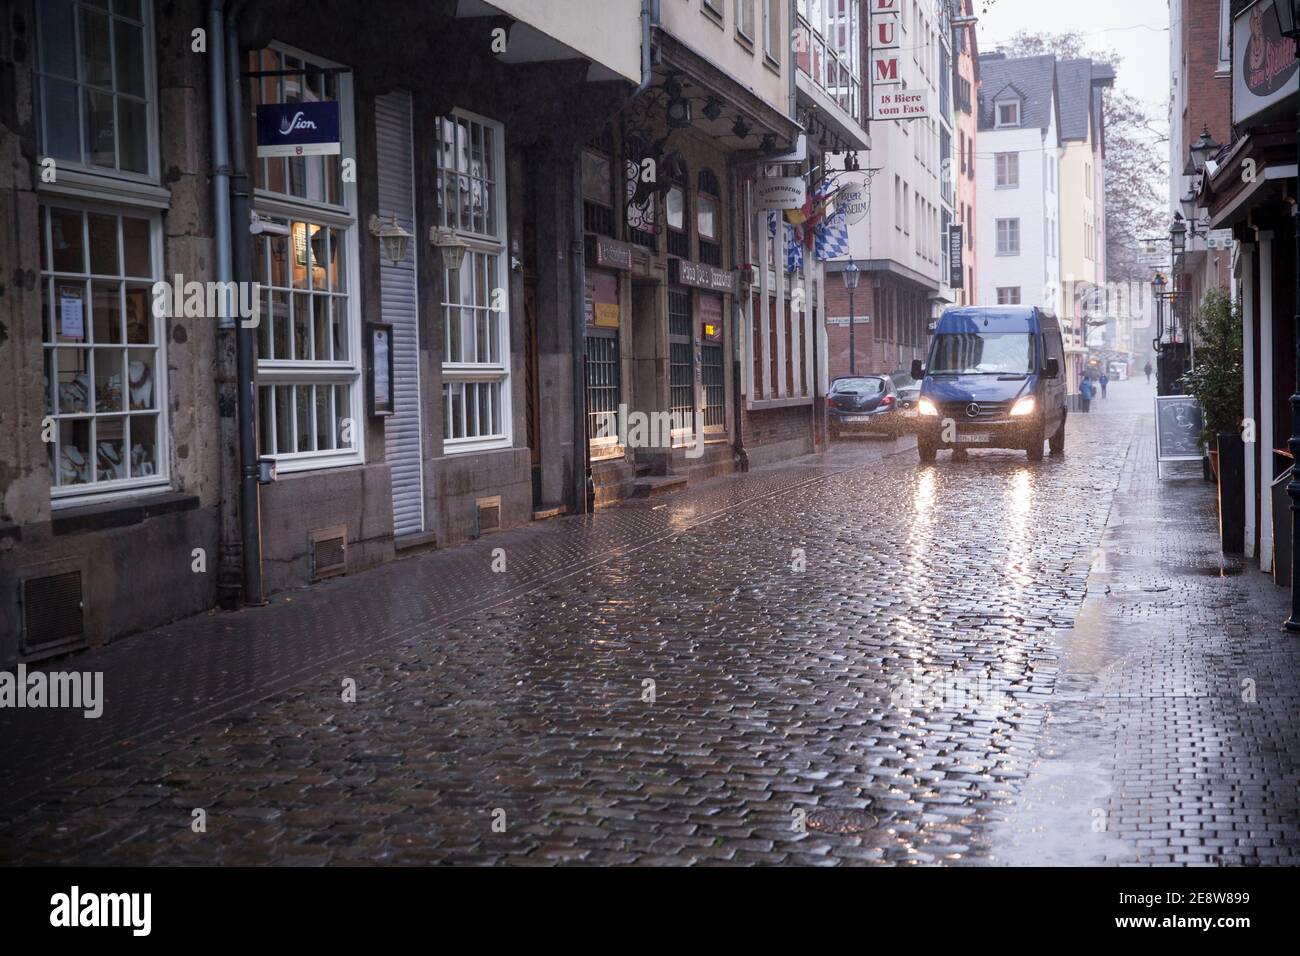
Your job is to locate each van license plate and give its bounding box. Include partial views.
[961,432,990,442]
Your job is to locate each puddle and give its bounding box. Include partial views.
[1162,564,1245,577]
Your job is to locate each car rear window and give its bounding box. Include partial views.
[832,378,884,394]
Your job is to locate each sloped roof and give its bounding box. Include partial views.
[1058,59,1115,143]
[977,54,1058,135]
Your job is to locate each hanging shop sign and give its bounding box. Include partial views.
[948,225,964,288]
[584,271,620,328]
[835,177,871,225]
[670,258,737,294]
[1232,0,1299,128]
[755,177,807,210]
[700,294,724,341]
[1154,395,1203,463]
[256,101,341,158]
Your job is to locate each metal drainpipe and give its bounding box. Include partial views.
[727,158,748,471]
[225,0,264,605]
[207,0,239,608]
[571,160,590,515]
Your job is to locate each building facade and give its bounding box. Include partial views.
[1199,0,1297,576]
[1057,58,1112,389]
[0,0,644,662]
[825,0,950,380]
[974,53,1061,319]
[951,0,979,309]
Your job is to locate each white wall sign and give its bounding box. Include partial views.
[755,177,807,210]
[874,88,930,121]
[826,315,871,326]
[870,0,902,88]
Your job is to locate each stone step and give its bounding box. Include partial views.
[631,474,688,498]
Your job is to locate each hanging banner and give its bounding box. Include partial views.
[948,225,964,288]
[256,101,341,158]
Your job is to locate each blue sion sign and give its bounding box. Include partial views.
[256,101,341,158]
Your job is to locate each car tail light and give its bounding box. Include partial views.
[881,395,895,406]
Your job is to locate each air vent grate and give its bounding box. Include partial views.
[476,496,502,536]
[309,525,348,580]
[21,570,85,657]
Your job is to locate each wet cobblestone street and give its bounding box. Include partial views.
[3,379,1298,865]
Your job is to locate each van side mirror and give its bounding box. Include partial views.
[910,359,924,381]
[1045,357,1060,379]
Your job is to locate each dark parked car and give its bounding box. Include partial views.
[826,375,899,439]
[894,376,922,428]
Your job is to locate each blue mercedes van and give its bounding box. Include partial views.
[909,306,1067,462]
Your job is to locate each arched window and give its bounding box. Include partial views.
[665,157,690,260]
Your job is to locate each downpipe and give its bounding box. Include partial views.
[226,0,265,605]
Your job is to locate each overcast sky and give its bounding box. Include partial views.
[974,0,1171,117]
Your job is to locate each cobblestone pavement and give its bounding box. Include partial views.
[2,379,1298,865]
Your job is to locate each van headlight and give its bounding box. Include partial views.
[918,398,940,417]
[1010,397,1036,417]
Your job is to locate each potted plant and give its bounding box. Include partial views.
[1179,287,1244,552]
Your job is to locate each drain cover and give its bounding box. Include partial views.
[806,809,878,834]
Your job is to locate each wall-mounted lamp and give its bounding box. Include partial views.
[369,214,412,265]
[732,115,752,139]
[429,227,472,272]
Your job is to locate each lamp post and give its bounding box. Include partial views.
[1272,0,1300,629]
[843,261,860,375]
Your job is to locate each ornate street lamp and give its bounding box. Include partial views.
[1188,125,1221,173]
[843,262,860,375]
[1170,214,1187,259]
[1273,0,1300,628]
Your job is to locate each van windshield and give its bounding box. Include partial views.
[928,332,1037,375]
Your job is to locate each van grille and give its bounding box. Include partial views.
[942,400,1012,420]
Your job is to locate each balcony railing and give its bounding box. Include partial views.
[796,16,861,122]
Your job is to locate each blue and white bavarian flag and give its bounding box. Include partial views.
[814,178,850,261]
[768,211,804,273]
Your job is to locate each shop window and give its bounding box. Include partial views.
[246,47,344,208]
[40,202,166,498]
[35,0,156,179]
[666,160,689,259]
[250,45,362,471]
[698,169,721,267]
[582,148,615,238]
[702,343,724,428]
[434,111,511,451]
[668,287,695,434]
[586,332,620,456]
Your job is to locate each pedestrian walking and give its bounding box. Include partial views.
[1079,377,1093,413]
[1144,361,1152,383]
[1099,372,1109,399]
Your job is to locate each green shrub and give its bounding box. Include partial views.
[1179,287,1242,450]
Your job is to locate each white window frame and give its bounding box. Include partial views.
[996,218,1020,256]
[33,0,162,191]
[250,42,364,474]
[996,99,1020,128]
[995,151,1018,188]
[736,0,756,41]
[42,199,170,506]
[436,108,512,454]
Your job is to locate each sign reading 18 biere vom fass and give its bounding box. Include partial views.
[870,0,931,121]
[257,101,342,158]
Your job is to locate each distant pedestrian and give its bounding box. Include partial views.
[1144,361,1153,383]
[1079,377,1094,413]
[1099,373,1109,399]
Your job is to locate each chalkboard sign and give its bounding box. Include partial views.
[1154,395,1203,462]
